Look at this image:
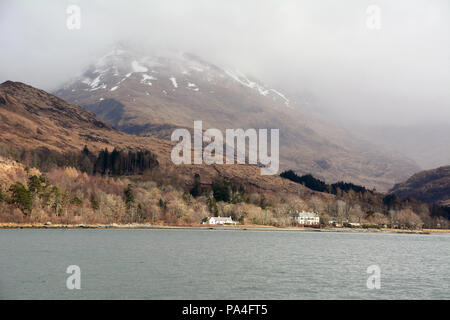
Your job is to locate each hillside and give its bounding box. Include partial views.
[0,81,446,228]
[54,46,420,190]
[0,80,151,152]
[390,166,450,207]
[0,80,314,196]
[0,157,289,225]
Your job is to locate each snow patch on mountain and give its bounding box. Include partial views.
[141,74,157,86]
[270,89,290,106]
[226,69,290,107]
[187,82,199,91]
[90,84,107,91]
[226,70,268,96]
[170,77,178,88]
[90,75,101,88]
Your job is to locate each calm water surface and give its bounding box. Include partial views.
[0,229,449,299]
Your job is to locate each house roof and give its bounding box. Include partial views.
[209,216,234,222]
[290,211,318,218]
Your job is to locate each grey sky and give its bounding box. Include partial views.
[1,0,449,125]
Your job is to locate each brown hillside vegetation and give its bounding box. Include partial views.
[0,80,312,196]
[0,156,330,226]
[1,156,443,229]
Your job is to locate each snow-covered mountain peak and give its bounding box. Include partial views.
[57,45,292,108]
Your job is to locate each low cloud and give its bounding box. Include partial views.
[1,0,448,125]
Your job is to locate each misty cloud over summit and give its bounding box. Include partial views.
[1,0,449,125]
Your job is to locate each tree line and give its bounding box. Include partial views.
[0,173,145,220]
[0,145,158,176]
[280,170,373,195]
[92,147,158,176]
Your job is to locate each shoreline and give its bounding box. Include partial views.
[0,222,444,234]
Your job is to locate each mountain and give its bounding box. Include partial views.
[54,46,420,191]
[0,80,312,196]
[391,166,450,207]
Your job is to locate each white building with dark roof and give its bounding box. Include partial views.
[206,216,237,225]
[290,211,320,226]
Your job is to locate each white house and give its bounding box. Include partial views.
[290,211,320,226]
[206,216,237,225]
